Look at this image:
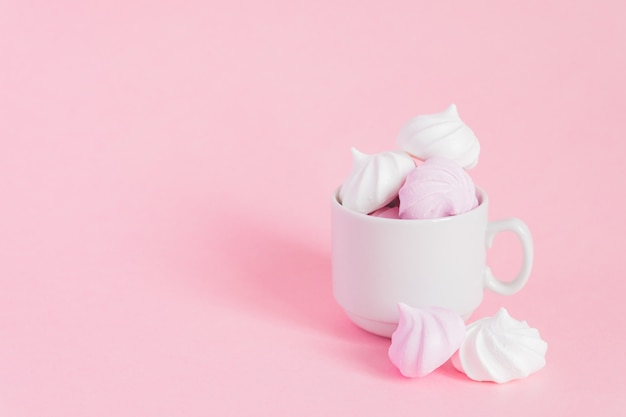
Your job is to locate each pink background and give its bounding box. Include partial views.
[1,1,625,415]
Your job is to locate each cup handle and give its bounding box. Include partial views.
[483,218,534,296]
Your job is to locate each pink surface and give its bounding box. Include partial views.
[1,1,625,415]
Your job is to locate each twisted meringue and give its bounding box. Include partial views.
[339,148,415,214]
[452,308,548,383]
[396,104,480,169]
[398,157,478,219]
[388,303,466,378]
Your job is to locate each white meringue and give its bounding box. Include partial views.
[396,104,480,169]
[388,303,466,378]
[339,148,415,214]
[452,308,548,383]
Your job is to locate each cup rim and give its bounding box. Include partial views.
[332,186,488,223]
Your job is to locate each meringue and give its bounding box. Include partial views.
[398,157,478,219]
[452,308,548,383]
[388,303,466,378]
[369,206,400,219]
[339,148,415,214]
[396,104,480,169]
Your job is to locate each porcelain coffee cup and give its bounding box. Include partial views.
[331,186,533,337]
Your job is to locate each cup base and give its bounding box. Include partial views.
[343,309,474,338]
[344,311,397,338]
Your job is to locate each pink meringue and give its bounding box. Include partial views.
[398,157,478,219]
[388,303,466,378]
[369,206,400,219]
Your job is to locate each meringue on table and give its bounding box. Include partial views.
[452,308,548,383]
[388,303,466,378]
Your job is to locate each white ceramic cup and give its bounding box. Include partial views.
[331,187,533,337]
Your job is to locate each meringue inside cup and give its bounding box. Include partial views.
[333,186,486,222]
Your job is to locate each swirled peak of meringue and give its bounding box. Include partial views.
[452,308,548,383]
[396,104,480,169]
[388,303,466,378]
[339,148,415,214]
[398,157,478,219]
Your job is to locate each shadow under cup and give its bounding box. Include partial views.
[331,187,533,337]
